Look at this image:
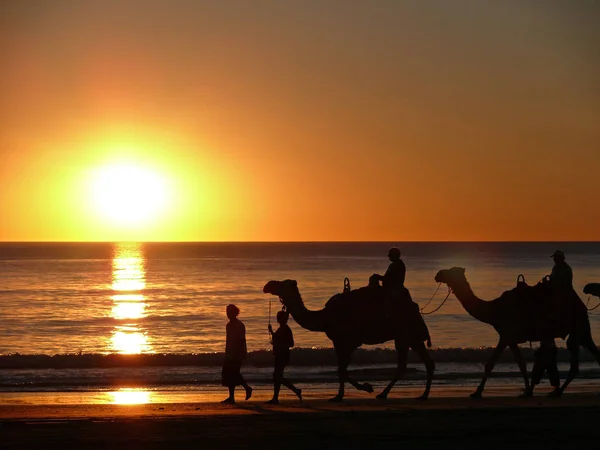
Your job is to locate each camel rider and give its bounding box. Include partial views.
[548,250,574,318]
[533,250,572,394]
[372,247,406,293]
[549,250,573,294]
[372,248,408,321]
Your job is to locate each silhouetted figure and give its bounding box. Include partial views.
[372,247,406,292]
[549,250,574,309]
[530,250,572,396]
[221,304,252,404]
[528,344,560,392]
[372,247,410,325]
[266,310,302,404]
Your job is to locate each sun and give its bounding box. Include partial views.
[90,163,169,227]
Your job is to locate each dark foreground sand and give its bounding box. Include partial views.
[2,386,600,450]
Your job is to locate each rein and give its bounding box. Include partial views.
[420,282,442,313]
[268,297,272,341]
[586,295,600,311]
[421,285,453,315]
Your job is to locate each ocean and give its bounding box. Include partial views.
[2,241,600,399]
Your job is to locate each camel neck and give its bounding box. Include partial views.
[284,293,328,332]
[451,279,495,325]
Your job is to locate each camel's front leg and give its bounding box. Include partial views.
[377,342,408,400]
[508,344,530,396]
[413,340,435,400]
[330,345,372,402]
[471,341,506,399]
[555,336,580,396]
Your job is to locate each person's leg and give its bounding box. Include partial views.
[280,363,302,399]
[221,361,236,403]
[267,359,283,404]
[239,372,253,400]
[221,386,235,404]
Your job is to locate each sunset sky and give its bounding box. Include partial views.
[1,1,599,242]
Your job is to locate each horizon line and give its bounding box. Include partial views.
[1,240,600,244]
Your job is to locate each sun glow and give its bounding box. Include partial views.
[90,163,169,227]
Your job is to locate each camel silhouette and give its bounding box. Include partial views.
[584,283,600,298]
[263,279,435,401]
[435,267,600,398]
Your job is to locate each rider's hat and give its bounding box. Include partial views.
[550,250,565,259]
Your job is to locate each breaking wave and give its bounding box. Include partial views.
[1,346,598,370]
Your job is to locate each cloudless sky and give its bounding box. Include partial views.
[1,1,599,241]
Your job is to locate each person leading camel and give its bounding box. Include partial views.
[266,310,302,404]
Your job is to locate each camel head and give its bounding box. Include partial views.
[584,283,600,299]
[435,267,466,287]
[263,279,301,309]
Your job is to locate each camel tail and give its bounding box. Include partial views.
[426,336,432,348]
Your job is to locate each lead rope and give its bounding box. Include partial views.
[586,295,600,311]
[420,282,442,313]
[421,287,453,315]
[268,297,272,342]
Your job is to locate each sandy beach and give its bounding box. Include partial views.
[2,385,599,449]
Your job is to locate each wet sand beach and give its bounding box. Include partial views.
[2,385,599,449]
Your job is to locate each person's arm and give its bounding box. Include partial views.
[231,322,247,358]
[288,327,295,348]
[271,328,281,347]
[567,267,573,288]
[549,265,557,281]
[399,261,406,286]
[241,323,247,357]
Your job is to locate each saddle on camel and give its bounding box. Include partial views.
[332,275,432,347]
[500,274,583,342]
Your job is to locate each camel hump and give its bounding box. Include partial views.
[324,285,382,309]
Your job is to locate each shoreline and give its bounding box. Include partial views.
[3,385,600,450]
[2,383,599,409]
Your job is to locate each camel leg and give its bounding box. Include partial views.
[413,340,435,400]
[508,344,530,397]
[343,352,375,395]
[580,331,600,365]
[376,341,408,400]
[471,341,506,399]
[330,345,348,402]
[555,335,580,396]
[330,345,373,402]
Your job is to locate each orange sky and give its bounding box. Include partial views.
[1,1,599,242]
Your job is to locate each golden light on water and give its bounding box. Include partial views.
[112,302,146,320]
[112,255,146,292]
[109,243,153,354]
[109,388,152,405]
[111,329,151,354]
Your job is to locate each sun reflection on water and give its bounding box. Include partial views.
[109,243,153,354]
[109,388,152,405]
